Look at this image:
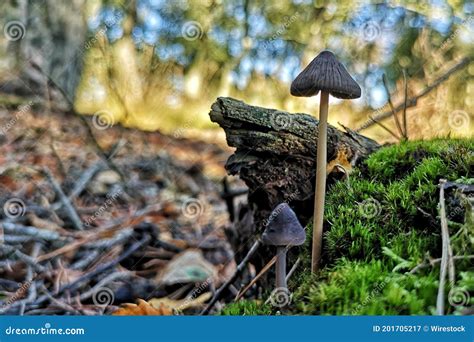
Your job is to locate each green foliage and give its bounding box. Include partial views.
[293,138,473,315]
[220,300,272,316]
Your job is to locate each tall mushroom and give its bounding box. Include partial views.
[290,50,361,273]
[262,203,306,289]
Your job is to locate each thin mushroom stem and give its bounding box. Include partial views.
[312,90,329,273]
[275,246,287,289]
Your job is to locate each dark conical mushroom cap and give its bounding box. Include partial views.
[290,50,361,99]
[262,203,306,246]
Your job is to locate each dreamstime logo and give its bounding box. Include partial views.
[92,287,115,307]
[262,193,300,228]
[84,189,122,227]
[92,110,115,130]
[172,118,197,139]
[173,128,185,139]
[270,111,293,130]
[2,275,36,307]
[181,198,204,219]
[361,21,381,42]
[3,20,26,41]
[269,287,292,307]
[447,110,470,131]
[351,279,387,314]
[3,198,26,219]
[0,101,34,136]
[446,202,470,221]
[440,16,473,51]
[81,12,121,53]
[358,198,382,219]
[181,21,203,41]
[448,288,470,307]
[175,278,210,313]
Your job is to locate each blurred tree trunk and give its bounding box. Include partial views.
[108,0,142,122]
[0,0,88,108]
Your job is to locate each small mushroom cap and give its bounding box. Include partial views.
[262,203,306,246]
[290,50,361,99]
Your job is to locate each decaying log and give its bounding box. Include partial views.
[210,97,380,272]
[211,97,380,229]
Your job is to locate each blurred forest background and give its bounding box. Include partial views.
[0,0,472,142]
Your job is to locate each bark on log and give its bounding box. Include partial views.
[210,97,380,263]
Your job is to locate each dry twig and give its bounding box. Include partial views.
[356,57,471,132]
[436,179,455,315]
[201,239,261,315]
[42,167,83,230]
[382,74,405,139]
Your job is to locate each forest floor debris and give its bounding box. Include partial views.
[0,107,245,315]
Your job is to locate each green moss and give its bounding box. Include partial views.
[294,259,439,315]
[220,300,272,315]
[323,139,472,264]
[454,272,474,313]
[295,138,473,315]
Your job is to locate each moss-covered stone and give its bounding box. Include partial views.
[222,138,473,315]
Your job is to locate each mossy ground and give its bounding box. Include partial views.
[222,138,473,315]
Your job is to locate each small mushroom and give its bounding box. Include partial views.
[290,50,361,273]
[262,203,306,289]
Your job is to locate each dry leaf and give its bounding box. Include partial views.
[113,299,173,316]
[326,146,353,176]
